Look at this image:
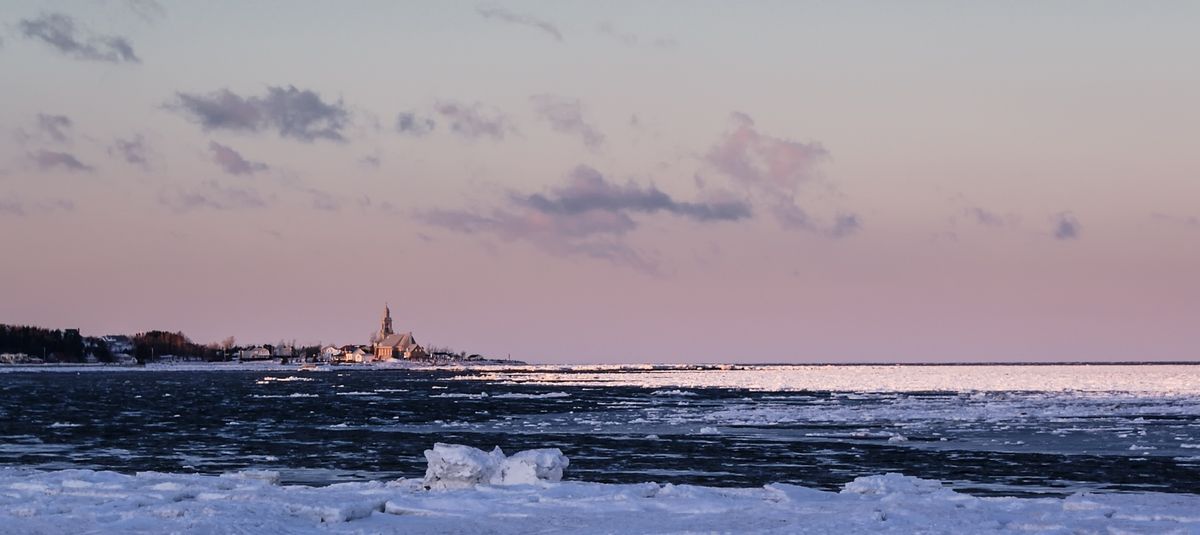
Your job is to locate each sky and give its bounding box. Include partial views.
[1,1,1198,363]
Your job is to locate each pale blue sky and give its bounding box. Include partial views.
[2,1,1198,362]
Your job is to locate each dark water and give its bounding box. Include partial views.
[1,369,1198,497]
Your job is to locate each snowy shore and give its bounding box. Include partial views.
[2,444,1198,534]
[0,359,517,373]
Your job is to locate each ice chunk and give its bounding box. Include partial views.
[840,473,945,496]
[422,443,568,489]
[497,448,569,485]
[422,443,505,490]
[220,470,280,485]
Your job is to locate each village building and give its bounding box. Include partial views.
[319,345,343,362]
[373,304,427,360]
[341,346,371,363]
[238,347,272,361]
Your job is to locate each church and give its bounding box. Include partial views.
[373,304,427,360]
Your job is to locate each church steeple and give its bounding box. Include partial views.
[380,303,394,339]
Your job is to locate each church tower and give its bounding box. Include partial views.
[380,303,395,340]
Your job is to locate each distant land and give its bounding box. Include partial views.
[0,315,517,367]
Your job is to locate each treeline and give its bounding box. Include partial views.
[131,330,220,363]
[0,324,223,364]
[0,324,111,363]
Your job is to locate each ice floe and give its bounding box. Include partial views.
[1,443,1198,534]
[456,364,1200,394]
[490,392,571,399]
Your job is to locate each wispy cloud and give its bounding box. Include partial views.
[597,21,676,48]
[170,86,350,142]
[306,188,340,211]
[829,213,862,237]
[359,154,381,168]
[422,207,656,272]
[28,149,93,172]
[706,112,858,236]
[0,198,21,216]
[396,112,436,136]
[0,196,75,217]
[393,102,513,141]
[36,114,73,143]
[476,5,563,42]
[1052,212,1081,240]
[433,101,513,141]
[770,202,861,237]
[422,165,750,272]
[208,141,268,175]
[159,180,268,212]
[530,94,604,149]
[18,13,140,63]
[109,135,150,168]
[519,165,749,223]
[125,0,166,22]
[964,206,1007,227]
[707,112,828,195]
[1151,212,1200,228]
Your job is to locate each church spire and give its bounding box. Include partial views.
[380,302,394,339]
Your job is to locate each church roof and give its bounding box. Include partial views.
[378,332,418,349]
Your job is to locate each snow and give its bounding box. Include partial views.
[2,451,1198,534]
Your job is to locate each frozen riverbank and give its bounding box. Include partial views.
[2,444,1199,534]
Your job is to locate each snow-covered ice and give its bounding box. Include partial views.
[422,443,569,490]
[457,364,1200,394]
[2,444,1198,534]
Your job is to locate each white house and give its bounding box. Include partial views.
[319,345,343,362]
[239,347,272,361]
[349,347,372,363]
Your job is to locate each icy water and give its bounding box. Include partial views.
[1,365,1198,497]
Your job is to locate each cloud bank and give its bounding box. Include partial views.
[171,86,350,142]
[423,165,750,272]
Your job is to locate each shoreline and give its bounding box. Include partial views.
[1,360,1197,372]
